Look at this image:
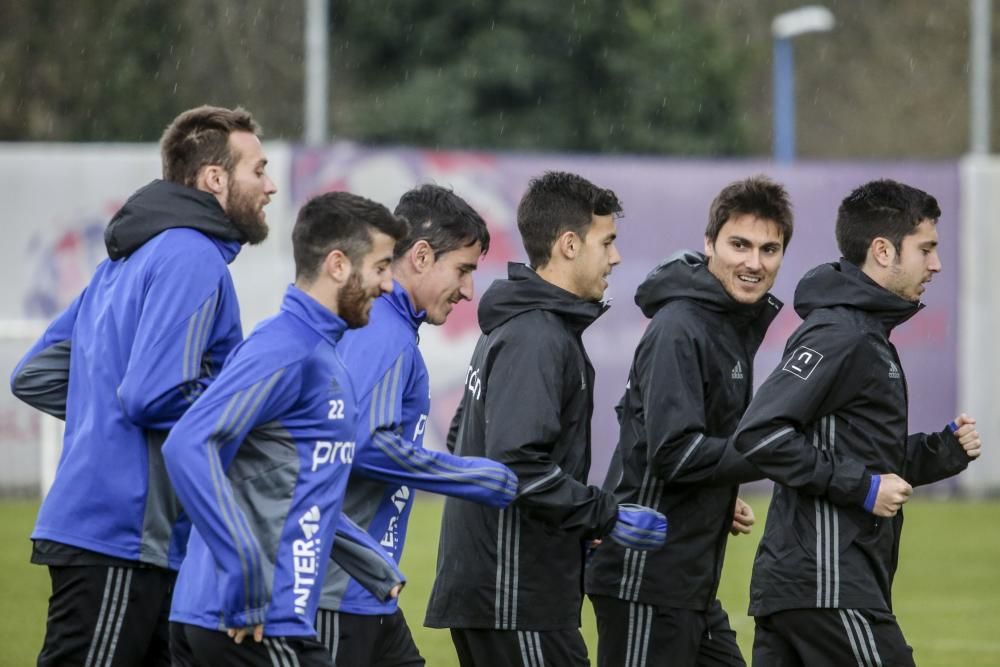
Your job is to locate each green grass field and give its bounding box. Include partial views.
[2,496,998,666]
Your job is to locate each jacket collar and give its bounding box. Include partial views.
[280,285,349,346]
[794,260,922,335]
[104,179,246,261]
[384,280,426,333]
[635,250,783,329]
[478,262,608,335]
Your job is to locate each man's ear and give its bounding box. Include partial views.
[554,230,580,260]
[410,239,434,273]
[870,237,896,268]
[704,236,714,259]
[197,165,228,196]
[323,249,353,285]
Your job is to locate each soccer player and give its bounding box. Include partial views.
[315,185,519,666]
[585,176,794,666]
[733,179,982,666]
[10,105,277,667]
[424,171,667,667]
[164,192,409,666]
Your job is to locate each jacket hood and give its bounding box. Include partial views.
[635,250,783,324]
[104,179,245,260]
[478,262,608,334]
[794,260,922,332]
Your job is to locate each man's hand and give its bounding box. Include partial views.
[730,497,755,536]
[872,473,912,517]
[952,414,982,459]
[227,625,264,644]
[389,583,404,599]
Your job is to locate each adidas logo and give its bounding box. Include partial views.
[731,361,744,380]
[888,361,901,379]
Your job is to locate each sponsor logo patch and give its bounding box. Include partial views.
[782,346,824,380]
[311,440,355,471]
[465,365,483,400]
[292,505,322,615]
[379,486,412,557]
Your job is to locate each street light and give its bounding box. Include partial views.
[304,0,330,146]
[772,6,835,162]
[970,0,992,154]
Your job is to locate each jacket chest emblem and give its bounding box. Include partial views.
[731,361,745,381]
[888,361,901,380]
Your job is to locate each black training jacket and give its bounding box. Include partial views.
[424,263,619,631]
[733,260,971,616]
[585,251,780,611]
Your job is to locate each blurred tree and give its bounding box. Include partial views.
[0,0,748,154]
[1,0,997,158]
[0,0,304,142]
[0,0,181,140]
[329,0,748,154]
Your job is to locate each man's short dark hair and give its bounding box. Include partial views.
[160,105,260,187]
[516,171,623,269]
[706,175,794,248]
[836,179,941,266]
[293,192,410,282]
[393,185,490,260]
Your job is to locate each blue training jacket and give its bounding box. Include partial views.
[319,281,518,616]
[11,180,245,569]
[164,286,400,637]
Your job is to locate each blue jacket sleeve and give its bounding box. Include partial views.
[329,513,405,602]
[162,358,298,628]
[118,246,240,430]
[10,291,82,419]
[353,348,518,508]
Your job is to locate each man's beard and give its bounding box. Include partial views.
[338,271,377,328]
[226,181,269,245]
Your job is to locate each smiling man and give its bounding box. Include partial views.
[164,191,409,667]
[424,171,666,667]
[313,185,519,667]
[732,179,982,667]
[584,176,793,666]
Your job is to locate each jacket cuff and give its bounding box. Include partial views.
[372,569,406,603]
[862,474,881,513]
[930,426,967,457]
[591,492,620,540]
[937,426,973,465]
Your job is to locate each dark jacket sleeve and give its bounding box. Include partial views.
[483,327,617,538]
[904,429,971,487]
[445,398,463,454]
[639,316,761,487]
[10,291,83,419]
[733,323,875,508]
